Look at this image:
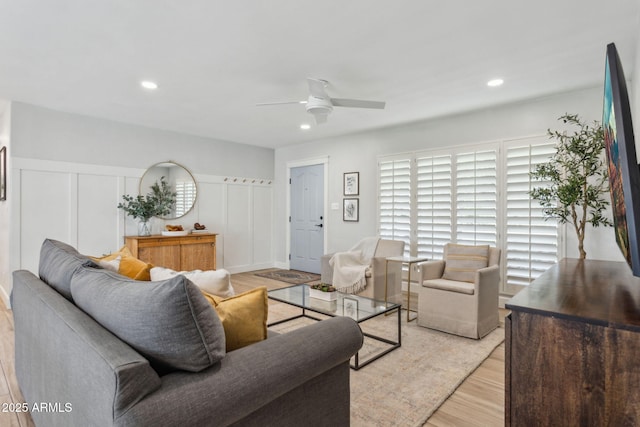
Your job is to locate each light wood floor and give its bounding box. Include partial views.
[0,269,507,427]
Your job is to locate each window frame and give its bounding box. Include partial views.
[377,137,564,296]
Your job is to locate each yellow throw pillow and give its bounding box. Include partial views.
[202,287,268,352]
[90,246,132,263]
[119,256,153,281]
[91,246,152,281]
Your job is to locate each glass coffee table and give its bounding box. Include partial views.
[268,284,401,370]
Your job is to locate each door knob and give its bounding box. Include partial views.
[315,224,323,228]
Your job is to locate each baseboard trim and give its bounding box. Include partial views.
[226,263,275,274]
[499,295,511,309]
[273,261,289,270]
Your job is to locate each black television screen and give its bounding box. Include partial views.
[603,42,640,276]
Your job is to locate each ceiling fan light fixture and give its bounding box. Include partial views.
[305,95,333,115]
[487,78,504,87]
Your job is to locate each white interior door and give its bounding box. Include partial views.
[290,164,324,273]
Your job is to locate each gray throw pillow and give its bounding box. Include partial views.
[38,238,99,300]
[70,266,226,373]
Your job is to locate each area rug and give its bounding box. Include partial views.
[268,301,505,427]
[254,269,321,285]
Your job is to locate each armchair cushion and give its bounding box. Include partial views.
[442,244,489,283]
[423,278,474,295]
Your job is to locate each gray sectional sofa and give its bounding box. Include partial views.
[12,239,363,426]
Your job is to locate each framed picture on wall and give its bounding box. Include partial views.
[343,172,359,196]
[0,146,6,201]
[343,198,359,222]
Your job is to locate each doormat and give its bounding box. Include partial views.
[254,269,321,285]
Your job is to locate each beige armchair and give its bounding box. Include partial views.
[417,243,501,339]
[321,239,405,303]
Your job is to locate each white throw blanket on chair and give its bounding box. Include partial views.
[329,237,380,294]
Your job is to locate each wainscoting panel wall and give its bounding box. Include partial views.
[10,158,274,288]
[226,185,252,271]
[19,169,74,275]
[195,181,226,270]
[253,185,273,267]
[77,173,121,257]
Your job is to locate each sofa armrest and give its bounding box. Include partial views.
[368,256,402,300]
[320,252,335,283]
[475,264,500,295]
[12,270,162,427]
[418,260,445,281]
[117,316,364,426]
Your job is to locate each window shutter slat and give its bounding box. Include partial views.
[505,142,558,286]
[416,155,452,259]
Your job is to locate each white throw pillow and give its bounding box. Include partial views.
[97,255,121,272]
[150,266,235,298]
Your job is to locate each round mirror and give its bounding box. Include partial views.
[139,161,197,220]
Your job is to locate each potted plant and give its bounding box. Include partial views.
[118,177,176,236]
[309,283,337,301]
[529,113,612,259]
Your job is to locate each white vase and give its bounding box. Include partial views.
[138,220,151,236]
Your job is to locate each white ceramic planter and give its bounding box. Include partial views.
[309,288,338,301]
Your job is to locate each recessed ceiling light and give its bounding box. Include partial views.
[300,124,311,130]
[487,78,504,87]
[141,80,158,90]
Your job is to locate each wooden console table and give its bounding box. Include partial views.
[505,258,640,426]
[125,233,217,271]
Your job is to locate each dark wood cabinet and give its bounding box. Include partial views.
[505,258,640,426]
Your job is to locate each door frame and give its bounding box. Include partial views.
[286,156,329,270]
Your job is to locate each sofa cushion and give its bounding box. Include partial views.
[151,266,235,298]
[70,266,226,373]
[422,278,475,295]
[91,246,153,280]
[39,238,100,300]
[442,244,489,283]
[201,287,268,352]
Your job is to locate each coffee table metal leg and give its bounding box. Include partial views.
[350,306,401,370]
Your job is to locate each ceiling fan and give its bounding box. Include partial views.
[256,78,386,124]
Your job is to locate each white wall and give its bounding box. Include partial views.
[274,85,627,277]
[0,101,11,304]
[10,102,274,178]
[4,102,275,304]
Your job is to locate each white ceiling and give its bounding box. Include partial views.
[1,1,638,149]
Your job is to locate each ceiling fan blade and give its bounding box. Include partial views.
[256,101,306,106]
[330,98,386,109]
[307,78,328,98]
[314,114,328,125]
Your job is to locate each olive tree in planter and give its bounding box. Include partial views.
[529,113,612,259]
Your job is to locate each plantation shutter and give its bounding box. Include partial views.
[455,150,498,246]
[175,180,197,217]
[416,154,452,259]
[505,142,558,290]
[378,158,411,258]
